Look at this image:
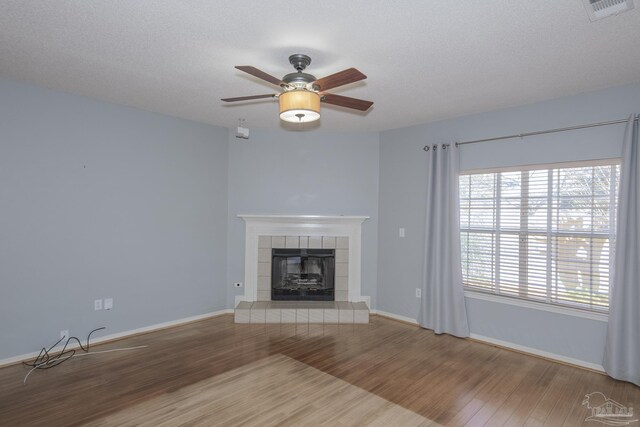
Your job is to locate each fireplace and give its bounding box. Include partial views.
[237,215,369,306]
[271,249,335,301]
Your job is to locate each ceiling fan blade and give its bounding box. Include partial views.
[235,66,287,87]
[321,93,373,111]
[313,68,367,91]
[221,94,276,102]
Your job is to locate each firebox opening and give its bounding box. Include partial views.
[271,248,335,301]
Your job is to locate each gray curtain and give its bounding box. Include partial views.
[418,143,470,337]
[603,114,640,386]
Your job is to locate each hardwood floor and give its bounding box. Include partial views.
[0,314,637,426]
[87,354,437,426]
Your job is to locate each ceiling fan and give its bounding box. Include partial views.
[221,54,373,123]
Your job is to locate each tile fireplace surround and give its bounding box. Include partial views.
[236,215,370,324]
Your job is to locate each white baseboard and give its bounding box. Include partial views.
[469,333,605,373]
[3,308,604,374]
[371,310,419,325]
[0,309,234,368]
[370,310,604,373]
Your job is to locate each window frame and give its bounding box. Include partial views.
[459,158,620,315]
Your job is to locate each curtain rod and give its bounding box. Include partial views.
[423,115,639,151]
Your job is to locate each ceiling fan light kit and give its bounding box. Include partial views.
[279,90,321,123]
[222,54,373,125]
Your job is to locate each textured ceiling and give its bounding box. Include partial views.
[1,1,639,132]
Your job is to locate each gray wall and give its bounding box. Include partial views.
[226,129,380,308]
[378,83,640,366]
[0,78,229,360]
[3,74,638,368]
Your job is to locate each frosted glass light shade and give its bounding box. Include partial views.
[279,90,320,123]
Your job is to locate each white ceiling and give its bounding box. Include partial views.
[1,1,639,132]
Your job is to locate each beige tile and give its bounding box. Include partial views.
[251,302,267,316]
[257,290,271,301]
[250,307,266,323]
[270,301,294,309]
[352,301,369,311]
[354,310,369,324]
[322,236,336,249]
[271,236,285,248]
[281,309,297,323]
[298,301,320,309]
[265,308,281,323]
[353,302,369,324]
[258,248,271,263]
[257,276,271,291]
[258,262,271,277]
[336,236,349,249]
[335,290,348,301]
[236,301,253,309]
[316,301,335,309]
[296,308,309,323]
[335,249,348,263]
[324,308,339,323]
[285,236,299,248]
[339,307,354,324]
[234,312,250,323]
[336,301,353,310]
[335,277,348,292]
[258,236,271,249]
[234,302,252,323]
[299,236,309,248]
[308,236,322,248]
[335,262,348,277]
[309,309,324,323]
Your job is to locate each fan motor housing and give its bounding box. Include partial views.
[283,54,317,89]
[283,72,317,87]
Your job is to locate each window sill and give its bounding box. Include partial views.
[463,290,608,323]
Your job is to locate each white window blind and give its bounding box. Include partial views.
[459,161,619,312]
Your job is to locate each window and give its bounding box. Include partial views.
[459,160,619,312]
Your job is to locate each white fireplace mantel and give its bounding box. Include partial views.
[237,214,370,307]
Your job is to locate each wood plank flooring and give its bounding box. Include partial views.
[87,354,438,426]
[0,314,638,426]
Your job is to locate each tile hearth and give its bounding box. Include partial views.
[234,301,369,324]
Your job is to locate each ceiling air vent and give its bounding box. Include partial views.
[583,0,635,21]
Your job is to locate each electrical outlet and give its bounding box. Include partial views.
[399,227,405,238]
[60,330,69,339]
[94,299,103,311]
[234,282,243,288]
[415,288,421,298]
[104,298,113,310]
